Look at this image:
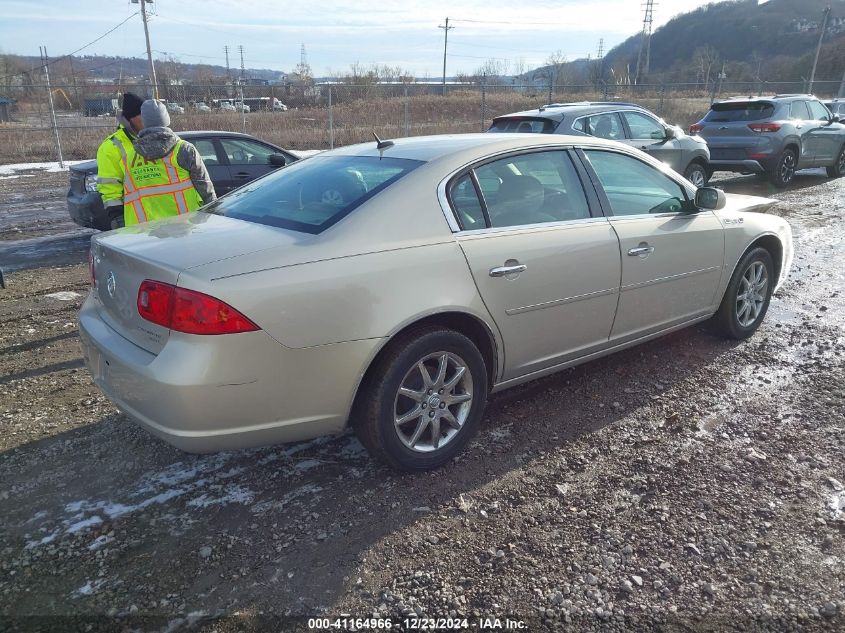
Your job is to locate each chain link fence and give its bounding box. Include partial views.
[0,79,842,164]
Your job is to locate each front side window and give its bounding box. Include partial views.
[221,139,277,165]
[205,156,423,233]
[807,100,831,121]
[622,111,666,140]
[584,150,690,216]
[469,151,590,228]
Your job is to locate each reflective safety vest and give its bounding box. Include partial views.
[115,138,203,225]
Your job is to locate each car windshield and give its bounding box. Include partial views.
[704,102,775,122]
[204,155,424,234]
[488,118,558,133]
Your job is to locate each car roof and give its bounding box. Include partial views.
[326,132,628,164]
[492,102,655,123]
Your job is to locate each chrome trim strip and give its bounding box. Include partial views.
[620,266,721,292]
[455,216,610,240]
[505,286,619,316]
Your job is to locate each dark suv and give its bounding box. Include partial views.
[488,102,711,187]
[690,94,845,187]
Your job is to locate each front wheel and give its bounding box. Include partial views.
[683,162,708,188]
[769,148,797,188]
[712,247,774,339]
[826,144,845,178]
[352,327,488,471]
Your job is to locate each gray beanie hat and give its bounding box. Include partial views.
[140,99,171,128]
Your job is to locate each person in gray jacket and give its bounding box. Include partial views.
[121,99,216,225]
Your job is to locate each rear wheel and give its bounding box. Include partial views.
[683,162,708,188]
[769,148,797,188]
[826,144,845,178]
[712,247,774,339]
[352,327,488,471]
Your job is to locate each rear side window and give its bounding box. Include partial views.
[204,156,423,234]
[463,150,590,228]
[488,118,558,134]
[704,102,775,122]
[574,113,624,140]
[789,101,810,120]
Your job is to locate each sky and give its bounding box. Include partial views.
[0,0,723,77]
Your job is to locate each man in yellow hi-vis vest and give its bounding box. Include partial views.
[96,92,144,229]
[119,100,216,225]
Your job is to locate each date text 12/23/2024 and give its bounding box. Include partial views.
[307,617,527,630]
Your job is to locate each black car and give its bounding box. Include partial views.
[67,131,301,230]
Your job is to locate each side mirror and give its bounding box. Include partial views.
[269,154,287,166]
[831,115,841,124]
[664,126,677,140]
[695,187,726,210]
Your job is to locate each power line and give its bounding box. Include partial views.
[0,12,140,82]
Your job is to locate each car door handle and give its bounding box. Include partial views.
[233,172,251,179]
[627,245,655,256]
[489,264,527,277]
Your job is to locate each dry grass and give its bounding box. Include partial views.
[0,91,714,165]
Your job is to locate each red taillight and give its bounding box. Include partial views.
[748,122,781,133]
[689,123,704,134]
[137,280,259,335]
[89,250,96,287]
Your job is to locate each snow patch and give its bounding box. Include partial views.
[74,579,107,597]
[88,534,114,551]
[67,515,103,534]
[187,484,254,508]
[44,291,82,301]
[0,160,88,175]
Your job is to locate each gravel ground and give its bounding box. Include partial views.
[0,167,843,632]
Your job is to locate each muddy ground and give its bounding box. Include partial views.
[0,166,843,632]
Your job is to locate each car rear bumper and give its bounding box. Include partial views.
[78,292,379,453]
[709,159,767,174]
[67,190,110,230]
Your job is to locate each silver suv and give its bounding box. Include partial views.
[489,102,712,187]
[690,94,845,187]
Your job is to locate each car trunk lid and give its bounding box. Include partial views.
[90,212,308,354]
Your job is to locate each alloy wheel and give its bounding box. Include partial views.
[393,352,474,452]
[779,152,796,183]
[735,261,768,328]
[687,168,706,188]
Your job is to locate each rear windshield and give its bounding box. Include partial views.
[204,155,424,234]
[704,102,775,122]
[488,117,558,134]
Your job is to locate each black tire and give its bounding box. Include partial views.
[352,326,488,472]
[712,247,774,340]
[768,148,797,188]
[683,162,708,188]
[826,144,845,178]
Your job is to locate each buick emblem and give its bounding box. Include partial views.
[106,271,116,298]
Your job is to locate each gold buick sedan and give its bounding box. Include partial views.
[80,134,793,471]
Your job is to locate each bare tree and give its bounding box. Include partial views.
[692,46,719,89]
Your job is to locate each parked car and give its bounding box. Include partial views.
[689,94,845,187]
[823,98,845,117]
[165,102,185,115]
[193,102,212,113]
[79,133,792,471]
[489,102,711,187]
[67,131,301,230]
[234,101,250,113]
[219,101,236,112]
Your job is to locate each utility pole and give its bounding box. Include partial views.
[838,67,845,97]
[224,45,231,80]
[39,46,64,168]
[597,38,605,89]
[635,0,656,85]
[808,6,831,94]
[438,17,454,96]
[238,44,245,79]
[138,0,158,98]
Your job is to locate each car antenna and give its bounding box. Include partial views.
[373,131,394,158]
